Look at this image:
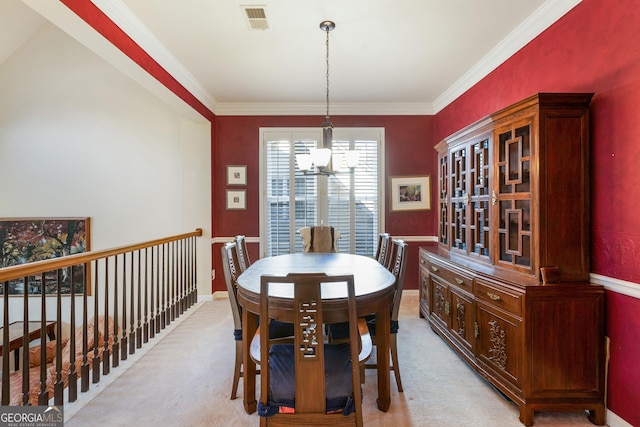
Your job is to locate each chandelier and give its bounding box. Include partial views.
[296,20,359,176]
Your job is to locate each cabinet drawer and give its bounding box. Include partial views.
[425,257,473,293]
[475,279,523,316]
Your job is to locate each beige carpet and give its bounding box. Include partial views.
[64,291,604,426]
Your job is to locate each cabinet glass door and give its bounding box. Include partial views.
[495,120,533,271]
[438,153,449,247]
[450,146,467,253]
[469,138,491,260]
[447,135,492,261]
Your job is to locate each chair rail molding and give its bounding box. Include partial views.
[590,273,640,299]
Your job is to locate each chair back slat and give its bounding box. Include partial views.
[375,233,391,266]
[221,242,242,330]
[234,235,251,272]
[388,239,408,322]
[299,226,339,253]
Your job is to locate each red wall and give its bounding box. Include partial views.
[213,114,436,295]
[434,0,640,424]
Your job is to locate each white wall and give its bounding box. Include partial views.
[0,22,212,297]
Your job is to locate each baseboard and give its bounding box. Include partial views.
[212,291,229,300]
[606,409,633,427]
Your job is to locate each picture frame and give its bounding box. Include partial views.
[226,189,247,210]
[0,217,91,295]
[390,175,431,212]
[227,165,247,186]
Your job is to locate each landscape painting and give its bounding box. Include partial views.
[0,217,90,295]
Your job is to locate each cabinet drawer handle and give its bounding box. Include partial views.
[431,266,439,272]
[455,278,464,285]
[487,292,501,301]
[420,258,425,264]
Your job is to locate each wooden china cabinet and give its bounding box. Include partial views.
[420,93,605,426]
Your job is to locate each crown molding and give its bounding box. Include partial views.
[91,0,217,113]
[88,0,580,118]
[432,0,583,113]
[213,101,434,116]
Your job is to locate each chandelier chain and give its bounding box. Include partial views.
[325,26,330,118]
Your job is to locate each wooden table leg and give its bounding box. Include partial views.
[242,310,258,414]
[375,308,391,412]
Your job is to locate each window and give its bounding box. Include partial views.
[260,128,384,257]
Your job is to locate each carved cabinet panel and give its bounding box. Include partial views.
[475,301,522,392]
[430,275,450,332]
[449,286,475,356]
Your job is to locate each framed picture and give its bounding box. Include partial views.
[227,165,247,186]
[390,175,431,212]
[226,189,246,210]
[0,217,91,295]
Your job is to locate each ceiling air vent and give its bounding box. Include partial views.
[241,6,269,31]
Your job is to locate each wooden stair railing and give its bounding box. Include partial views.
[0,228,202,406]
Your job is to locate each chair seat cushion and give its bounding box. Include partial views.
[268,320,296,339]
[258,343,355,417]
[365,315,399,335]
[234,320,295,341]
[329,316,398,340]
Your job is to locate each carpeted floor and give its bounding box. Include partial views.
[64,291,604,426]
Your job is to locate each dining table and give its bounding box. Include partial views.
[236,252,397,414]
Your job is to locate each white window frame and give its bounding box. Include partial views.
[259,127,385,257]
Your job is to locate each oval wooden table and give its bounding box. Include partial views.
[236,253,396,414]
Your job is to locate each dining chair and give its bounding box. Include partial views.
[374,233,391,266]
[221,242,247,400]
[254,272,369,427]
[221,241,294,400]
[234,235,251,273]
[298,225,340,253]
[363,239,408,392]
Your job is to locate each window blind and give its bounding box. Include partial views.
[262,129,382,256]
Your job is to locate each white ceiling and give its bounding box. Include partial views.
[3,0,582,116]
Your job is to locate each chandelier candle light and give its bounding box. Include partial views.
[296,20,359,176]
